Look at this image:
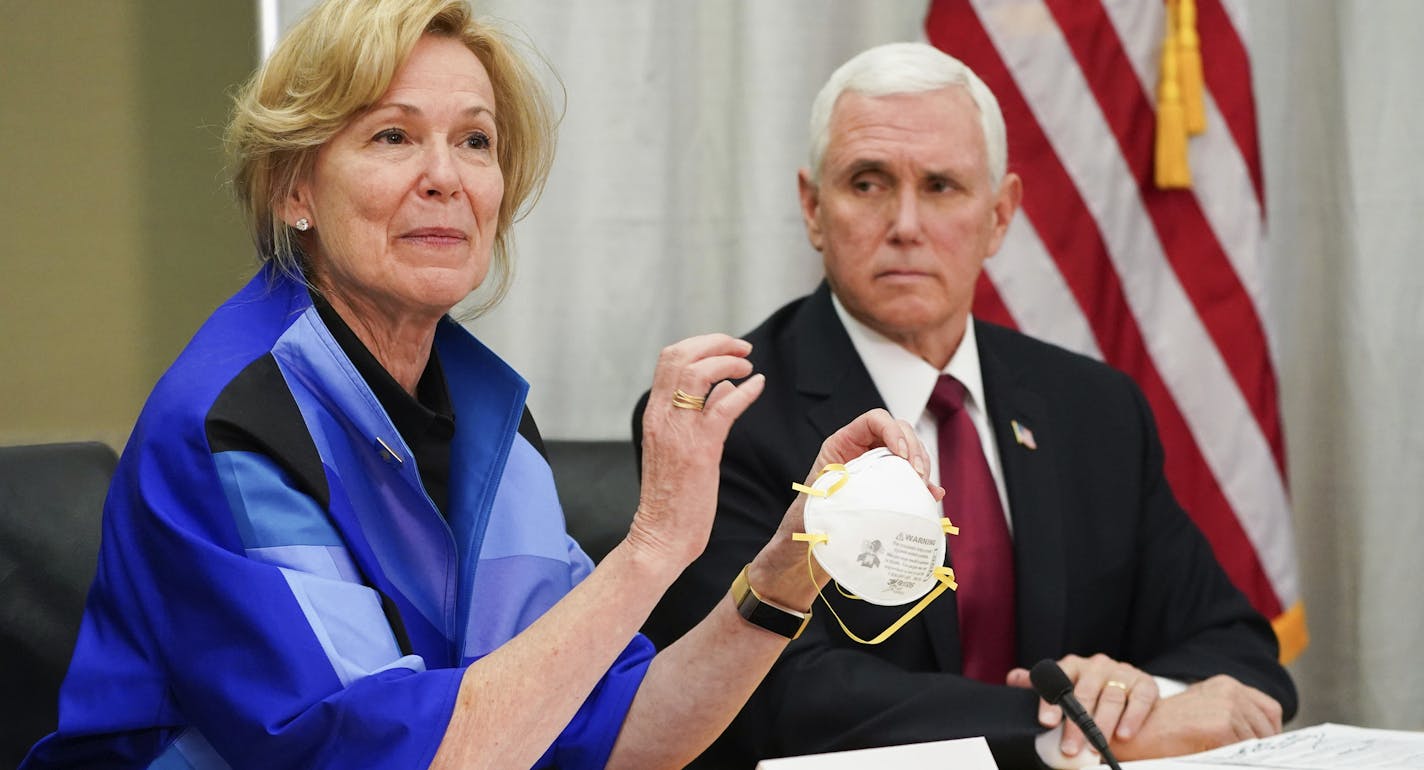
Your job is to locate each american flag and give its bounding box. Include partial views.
[926,0,1306,660]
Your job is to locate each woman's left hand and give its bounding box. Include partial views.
[746,408,942,611]
[628,334,765,580]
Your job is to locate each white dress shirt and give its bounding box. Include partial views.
[831,294,1012,531]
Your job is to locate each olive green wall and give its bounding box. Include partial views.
[0,2,258,449]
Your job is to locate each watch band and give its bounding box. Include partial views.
[730,565,811,640]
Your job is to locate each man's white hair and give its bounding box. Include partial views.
[807,42,1007,186]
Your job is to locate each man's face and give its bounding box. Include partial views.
[799,86,1019,360]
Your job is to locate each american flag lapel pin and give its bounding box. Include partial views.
[1011,420,1038,450]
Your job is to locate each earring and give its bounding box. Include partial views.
[295,218,310,231]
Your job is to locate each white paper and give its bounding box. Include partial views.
[755,736,998,769]
[1115,723,1424,770]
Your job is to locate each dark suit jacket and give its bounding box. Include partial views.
[635,283,1296,770]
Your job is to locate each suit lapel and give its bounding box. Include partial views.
[976,321,1068,667]
[792,284,887,440]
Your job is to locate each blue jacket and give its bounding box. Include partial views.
[24,268,653,769]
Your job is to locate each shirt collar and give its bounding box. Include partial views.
[308,290,455,438]
[830,291,986,422]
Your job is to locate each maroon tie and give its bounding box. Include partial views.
[927,375,1016,683]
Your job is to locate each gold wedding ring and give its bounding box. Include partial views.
[1105,680,1129,691]
[671,389,707,411]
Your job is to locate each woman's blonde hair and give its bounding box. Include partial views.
[226,0,557,311]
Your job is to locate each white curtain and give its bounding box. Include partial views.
[1252,0,1424,730]
[269,0,1424,733]
[461,1,928,437]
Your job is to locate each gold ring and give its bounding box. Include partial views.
[1105,680,1129,691]
[671,389,707,411]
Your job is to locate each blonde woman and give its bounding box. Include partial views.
[22,1,936,769]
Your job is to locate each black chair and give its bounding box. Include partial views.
[0,442,117,767]
[545,440,640,565]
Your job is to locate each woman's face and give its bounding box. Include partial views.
[289,35,504,322]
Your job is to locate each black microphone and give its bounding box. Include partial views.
[1029,659,1124,770]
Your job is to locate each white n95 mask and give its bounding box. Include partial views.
[792,447,958,645]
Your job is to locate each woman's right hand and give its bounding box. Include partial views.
[627,334,765,582]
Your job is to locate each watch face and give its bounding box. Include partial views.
[748,600,804,639]
[734,570,808,639]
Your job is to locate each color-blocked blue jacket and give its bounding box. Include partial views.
[24,268,653,769]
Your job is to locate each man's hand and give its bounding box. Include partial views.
[1007,653,1159,758]
[1111,675,1283,761]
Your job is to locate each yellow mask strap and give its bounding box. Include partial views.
[791,528,958,645]
[791,463,849,498]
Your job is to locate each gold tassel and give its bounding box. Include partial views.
[1178,0,1206,134]
[1155,0,1192,189]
